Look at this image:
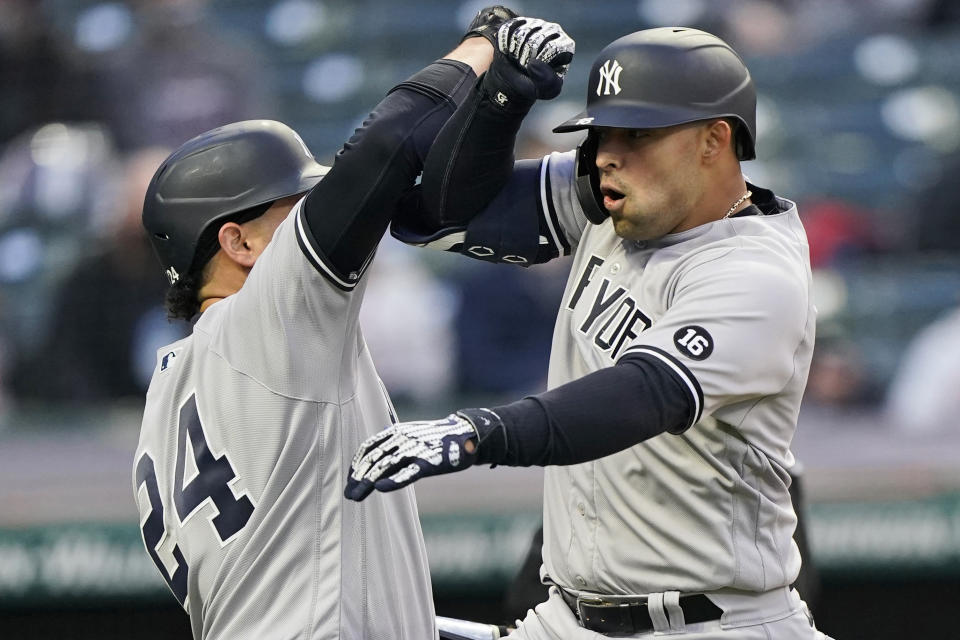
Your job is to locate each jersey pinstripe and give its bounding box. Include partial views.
[133,198,435,639]
[536,151,816,596]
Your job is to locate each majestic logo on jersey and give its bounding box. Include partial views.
[596,59,623,96]
[674,326,714,360]
[569,255,651,360]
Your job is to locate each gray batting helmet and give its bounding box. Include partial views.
[553,27,756,223]
[142,120,329,284]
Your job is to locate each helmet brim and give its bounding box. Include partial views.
[553,103,741,134]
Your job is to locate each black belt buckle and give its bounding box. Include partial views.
[576,599,646,636]
[574,593,723,635]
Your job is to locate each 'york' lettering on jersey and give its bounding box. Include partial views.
[568,255,651,360]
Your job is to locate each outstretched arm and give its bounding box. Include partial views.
[344,352,693,501]
[343,232,807,500]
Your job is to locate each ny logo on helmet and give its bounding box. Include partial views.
[596,59,623,96]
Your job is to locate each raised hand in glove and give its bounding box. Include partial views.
[344,408,502,501]
[483,17,575,106]
[462,5,519,46]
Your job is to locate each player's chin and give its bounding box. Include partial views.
[613,218,663,243]
[611,207,662,241]
[611,215,641,240]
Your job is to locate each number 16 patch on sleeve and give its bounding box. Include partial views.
[673,326,714,360]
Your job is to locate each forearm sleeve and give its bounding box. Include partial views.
[300,60,475,278]
[473,353,694,466]
[419,72,533,227]
[391,155,573,266]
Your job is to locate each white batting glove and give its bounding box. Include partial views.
[498,17,575,79]
[344,414,480,501]
[481,17,575,106]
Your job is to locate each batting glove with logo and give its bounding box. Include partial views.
[499,18,574,79]
[344,408,502,501]
[461,5,519,47]
[481,17,575,109]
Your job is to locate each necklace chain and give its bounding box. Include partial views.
[724,190,752,219]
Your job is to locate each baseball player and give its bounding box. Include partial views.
[347,23,833,640]
[132,8,573,638]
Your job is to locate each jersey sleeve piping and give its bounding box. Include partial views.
[540,154,571,257]
[295,204,372,291]
[619,344,704,432]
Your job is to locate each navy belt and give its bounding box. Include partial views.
[560,589,723,635]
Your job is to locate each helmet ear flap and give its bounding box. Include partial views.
[574,132,609,224]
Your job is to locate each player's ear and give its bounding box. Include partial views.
[217,222,257,268]
[701,119,732,163]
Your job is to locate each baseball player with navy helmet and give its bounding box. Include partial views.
[131,7,577,638]
[347,21,833,640]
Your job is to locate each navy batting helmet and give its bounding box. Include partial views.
[554,27,756,223]
[142,120,329,284]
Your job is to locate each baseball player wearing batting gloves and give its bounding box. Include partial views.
[130,8,546,639]
[347,23,833,640]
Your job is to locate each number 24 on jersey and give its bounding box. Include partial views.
[135,395,254,605]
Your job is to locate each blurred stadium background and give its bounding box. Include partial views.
[1,0,959,638]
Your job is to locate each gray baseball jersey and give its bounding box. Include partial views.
[133,199,435,639]
[535,151,816,596]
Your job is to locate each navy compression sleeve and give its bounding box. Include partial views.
[470,353,694,467]
[390,71,569,266]
[419,69,533,227]
[299,60,475,279]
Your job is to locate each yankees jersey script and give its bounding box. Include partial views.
[400,148,816,597]
[536,152,816,596]
[133,200,433,639]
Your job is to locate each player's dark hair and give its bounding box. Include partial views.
[163,222,223,321]
[165,271,203,321]
[162,202,273,321]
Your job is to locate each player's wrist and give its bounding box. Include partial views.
[480,55,539,113]
[444,38,494,76]
[456,408,507,464]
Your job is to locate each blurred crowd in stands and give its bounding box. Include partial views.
[0,0,958,435]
